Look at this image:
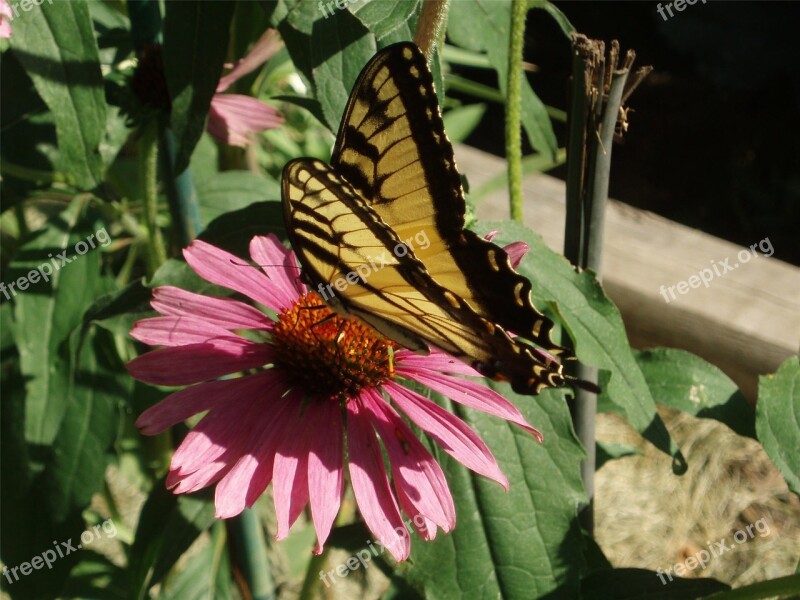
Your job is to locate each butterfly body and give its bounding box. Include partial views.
[282,42,592,396]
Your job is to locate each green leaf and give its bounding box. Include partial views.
[11,200,111,447]
[197,170,281,224]
[198,200,286,258]
[581,568,729,599]
[635,348,755,439]
[163,1,236,173]
[160,521,233,600]
[448,0,558,158]
[596,440,642,469]
[756,356,800,496]
[273,0,375,132]
[528,1,575,38]
[10,0,106,189]
[349,0,420,40]
[403,387,585,599]
[127,484,216,596]
[443,103,487,144]
[3,202,126,598]
[479,221,681,463]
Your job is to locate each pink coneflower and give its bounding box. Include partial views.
[128,234,541,561]
[0,0,13,39]
[207,29,284,147]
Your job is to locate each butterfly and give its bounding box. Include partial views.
[282,42,596,396]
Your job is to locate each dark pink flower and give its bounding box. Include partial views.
[207,29,284,147]
[129,235,541,561]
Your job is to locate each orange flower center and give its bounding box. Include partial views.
[272,292,395,399]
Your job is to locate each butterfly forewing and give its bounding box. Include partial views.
[330,42,563,354]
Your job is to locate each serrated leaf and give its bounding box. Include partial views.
[9,0,106,189]
[274,0,375,132]
[580,568,729,599]
[403,386,585,599]
[197,170,281,224]
[448,0,557,158]
[479,221,680,462]
[756,355,800,496]
[163,1,236,173]
[635,348,755,438]
[349,0,420,40]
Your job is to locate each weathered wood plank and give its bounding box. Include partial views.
[455,144,800,400]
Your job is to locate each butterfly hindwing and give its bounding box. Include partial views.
[330,42,563,354]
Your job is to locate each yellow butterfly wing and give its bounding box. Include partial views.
[282,159,567,394]
[330,42,563,355]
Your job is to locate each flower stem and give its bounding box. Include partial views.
[506,0,527,223]
[298,550,327,600]
[227,509,274,600]
[140,119,167,277]
[414,0,449,61]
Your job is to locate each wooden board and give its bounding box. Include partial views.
[455,144,800,401]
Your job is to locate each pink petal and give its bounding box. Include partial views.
[152,286,272,330]
[360,389,455,534]
[384,381,509,489]
[168,456,234,494]
[307,400,343,554]
[0,21,10,39]
[503,242,529,270]
[402,370,542,441]
[131,316,236,347]
[208,94,283,147]
[249,235,306,307]
[273,410,313,540]
[394,347,480,377]
[346,398,409,562]
[217,29,282,92]
[169,375,285,477]
[484,231,529,270]
[183,239,293,312]
[395,485,438,541]
[136,371,276,435]
[214,390,302,518]
[127,338,274,386]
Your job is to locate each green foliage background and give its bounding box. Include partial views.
[1,1,797,599]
